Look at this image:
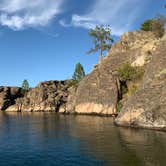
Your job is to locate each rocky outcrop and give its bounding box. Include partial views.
[115,41,166,131]
[6,80,76,112]
[75,65,118,115]
[0,87,22,110]
[1,30,166,131]
[74,30,160,116]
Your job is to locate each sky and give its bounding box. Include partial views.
[0,0,165,87]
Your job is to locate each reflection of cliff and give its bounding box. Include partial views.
[0,113,166,165]
[67,116,166,166]
[117,127,166,166]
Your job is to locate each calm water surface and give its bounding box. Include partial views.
[0,112,165,166]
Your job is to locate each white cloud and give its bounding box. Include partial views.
[0,0,64,30]
[71,15,96,29]
[59,20,71,27]
[62,0,148,36]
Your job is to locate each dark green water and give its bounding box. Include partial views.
[0,112,165,166]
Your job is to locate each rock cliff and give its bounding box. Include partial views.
[74,30,166,130]
[74,30,160,115]
[5,80,76,112]
[115,40,166,131]
[0,86,22,110]
[0,30,166,131]
[75,66,118,115]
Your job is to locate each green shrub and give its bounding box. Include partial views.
[117,102,123,112]
[118,63,144,82]
[141,19,165,38]
[141,19,154,31]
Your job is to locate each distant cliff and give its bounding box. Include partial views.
[2,80,76,113]
[0,30,165,131]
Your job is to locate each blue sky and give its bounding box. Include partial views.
[0,0,165,87]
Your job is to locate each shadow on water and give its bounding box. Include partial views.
[0,112,165,166]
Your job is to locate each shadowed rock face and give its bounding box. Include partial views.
[5,80,76,112]
[0,87,22,110]
[115,41,166,131]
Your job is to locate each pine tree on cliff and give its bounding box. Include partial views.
[22,79,30,92]
[72,63,85,83]
[88,25,114,64]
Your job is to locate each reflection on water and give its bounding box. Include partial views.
[0,112,165,166]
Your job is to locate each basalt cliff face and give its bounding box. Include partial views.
[75,30,166,130]
[0,86,22,110]
[4,80,76,113]
[74,31,159,115]
[74,66,118,115]
[115,40,166,131]
[0,30,166,131]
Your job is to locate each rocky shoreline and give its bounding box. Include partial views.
[0,30,166,131]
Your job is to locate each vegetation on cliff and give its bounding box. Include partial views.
[22,79,30,93]
[141,16,165,38]
[88,25,114,63]
[72,63,85,86]
[118,63,144,83]
[0,16,166,131]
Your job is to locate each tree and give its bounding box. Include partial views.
[88,25,114,63]
[72,63,85,83]
[22,79,30,92]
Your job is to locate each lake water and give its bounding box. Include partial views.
[0,112,165,166]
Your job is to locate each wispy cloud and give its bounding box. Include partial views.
[0,0,64,30]
[60,0,148,36]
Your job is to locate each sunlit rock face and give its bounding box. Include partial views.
[1,30,166,131]
[75,66,118,115]
[115,41,166,131]
[0,87,22,110]
[74,30,159,116]
[6,80,76,112]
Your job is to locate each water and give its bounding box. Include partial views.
[0,112,165,166]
